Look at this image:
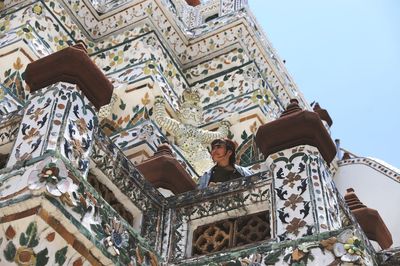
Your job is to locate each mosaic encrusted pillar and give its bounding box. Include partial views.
[256,99,339,241]
[266,145,341,240]
[7,44,113,178]
[7,83,97,177]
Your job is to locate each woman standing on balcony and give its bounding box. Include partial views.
[198,138,252,189]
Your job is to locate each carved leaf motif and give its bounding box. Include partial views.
[286,218,306,236]
[264,250,282,264]
[119,99,126,110]
[55,246,68,265]
[4,241,16,261]
[22,127,39,141]
[250,121,257,134]
[321,237,337,251]
[36,248,49,266]
[283,172,302,188]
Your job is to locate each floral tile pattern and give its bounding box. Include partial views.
[0,23,52,103]
[266,145,343,242]
[0,113,21,148]
[7,82,96,178]
[0,156,161,265]
[1,219,75,266]
[0,0,307,108]
[60,0,304,105]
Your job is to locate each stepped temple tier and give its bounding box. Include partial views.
[0,0,398,265]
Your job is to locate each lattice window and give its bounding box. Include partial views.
[236,135,265,166]
[88,173,134,225]
[192,211,270,256]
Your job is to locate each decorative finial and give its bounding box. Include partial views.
[280,99,302,117]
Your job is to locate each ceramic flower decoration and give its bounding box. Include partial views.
[333,229,366,263]
[103,217,130,256]
[27,158,71,197]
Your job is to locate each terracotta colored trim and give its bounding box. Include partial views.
[0,116,22,130]
[255,100,336,163]
[25,44,113,109]
[0,47,35,62]
[124,80,154,93]
[0,206,40,223]
[0,205,102,265]
[0,187,28,201]
[38,208,102,265]
[239,113,264,124]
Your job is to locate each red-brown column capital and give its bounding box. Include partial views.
[25,43,113,109]
[136,144,196,194]
[256,99,336,163]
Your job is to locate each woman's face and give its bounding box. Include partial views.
[211,143,232,165]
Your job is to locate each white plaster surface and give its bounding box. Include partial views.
[334,163,400,248]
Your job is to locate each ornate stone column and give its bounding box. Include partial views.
[256,99,339,241]
[6,43,113,178]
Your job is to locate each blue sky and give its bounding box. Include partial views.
[249,0,400,168]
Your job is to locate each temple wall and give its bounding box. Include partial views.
[335,160,400,248]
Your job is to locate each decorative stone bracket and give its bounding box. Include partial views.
[345,188,393,249]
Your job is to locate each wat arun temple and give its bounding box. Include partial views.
[0,0,399,265]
